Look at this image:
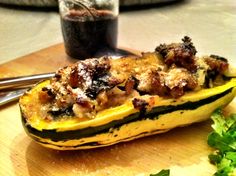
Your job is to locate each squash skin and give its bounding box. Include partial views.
[19,78,236,150]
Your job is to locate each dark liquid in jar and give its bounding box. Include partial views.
[61,10,118,59]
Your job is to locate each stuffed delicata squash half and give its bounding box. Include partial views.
[19,37,236,150]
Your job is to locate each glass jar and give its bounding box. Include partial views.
[59,0,119,60]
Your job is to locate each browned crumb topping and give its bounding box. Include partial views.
[38,36,229,120]
[155,36,197,72]
[132,98,149,111]
[205,55,228,74]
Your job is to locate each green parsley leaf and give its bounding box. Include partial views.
[208,108,236,176]
[150,169,170,176]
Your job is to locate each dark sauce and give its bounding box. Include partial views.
[61,10,118,59]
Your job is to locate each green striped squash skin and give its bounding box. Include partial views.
[20,78,236,150]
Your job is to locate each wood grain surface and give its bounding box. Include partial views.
[0,44,235,176]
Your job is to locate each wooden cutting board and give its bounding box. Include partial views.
[0,44,235,176]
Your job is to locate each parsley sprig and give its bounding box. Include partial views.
[208,109,236,176]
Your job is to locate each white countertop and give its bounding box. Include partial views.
[0,0,235,64]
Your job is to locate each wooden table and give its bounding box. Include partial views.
[0,44,235,176]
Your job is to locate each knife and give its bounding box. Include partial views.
[0,72,55,90]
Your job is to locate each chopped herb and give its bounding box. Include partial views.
[207,108,236,175]
[150,169,170,176]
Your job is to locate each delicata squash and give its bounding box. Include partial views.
[20,37,236,150]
